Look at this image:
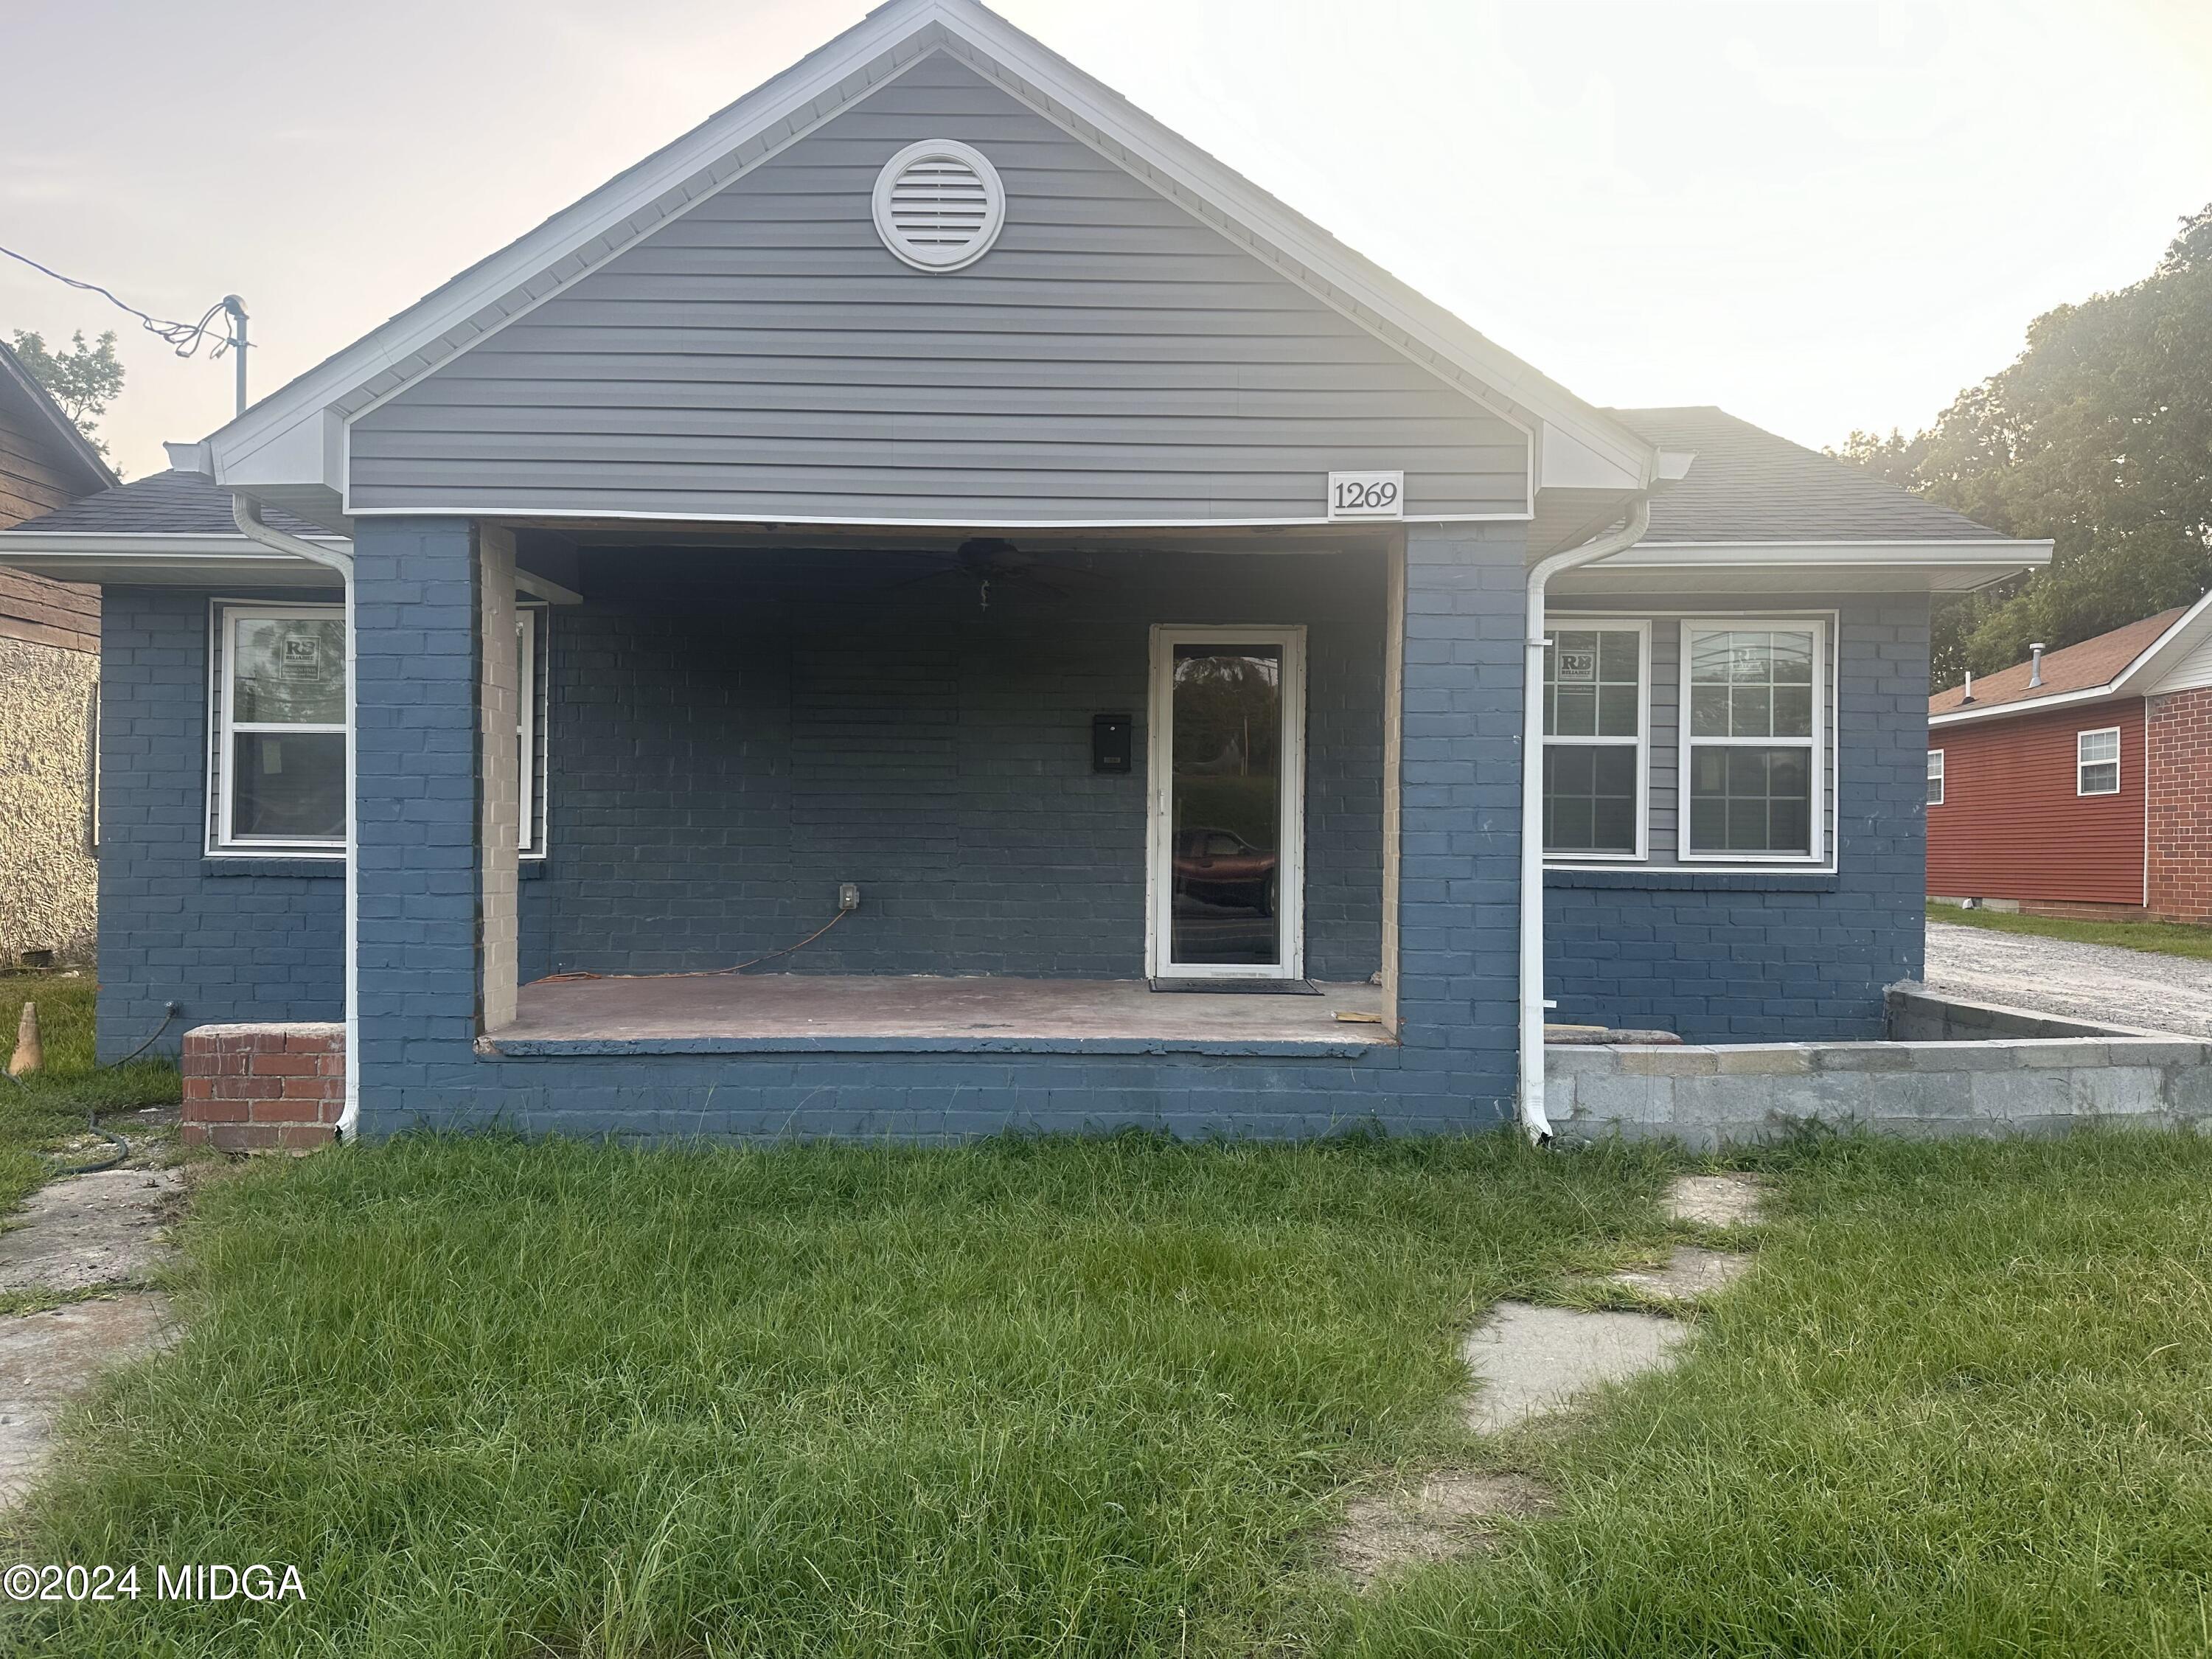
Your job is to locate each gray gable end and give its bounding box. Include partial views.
[347,52,1528,525]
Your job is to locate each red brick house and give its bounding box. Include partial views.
[1928,594,2212,922]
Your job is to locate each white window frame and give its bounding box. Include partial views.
[1542,616,1650,862]
[2076,726,2121,796]
[517,605,547,858]
[1144,624,1307,981]
[1678,616,1829,865]
[208,601,348,856]
[1927,748,1944,807]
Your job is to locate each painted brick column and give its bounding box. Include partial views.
[1393,524,1525,1121]
[352,518,485,1125]
[2149,686,2212,923]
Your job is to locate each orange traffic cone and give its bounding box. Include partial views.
[7,1003,41,1077]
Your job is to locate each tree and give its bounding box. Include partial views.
[1832,203,2212,689]
[8,328,125,460]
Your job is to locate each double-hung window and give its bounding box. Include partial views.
[1927,748,1944,807]
[210,602,551,857]
[1543,622,1646,858]
[2076,727,2120,796]
[211,605,347,852]
[1682,619,1825,861]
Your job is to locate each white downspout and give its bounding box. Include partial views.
[1519,497,1652,1143]
[231,495,361,1138]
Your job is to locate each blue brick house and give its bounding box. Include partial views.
[0,0,2046,1143]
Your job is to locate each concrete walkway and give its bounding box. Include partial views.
[1925,921,2212,1037]
[0,1150,181,1509]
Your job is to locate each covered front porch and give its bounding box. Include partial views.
[338,514,1525,1135]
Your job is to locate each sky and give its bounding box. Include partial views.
[4,0,2211,481]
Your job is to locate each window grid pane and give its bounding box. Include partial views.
[1927,749,1945,806]
[230,615,346,727]
[1545,628,1641,739]
[1544,745,1638,855]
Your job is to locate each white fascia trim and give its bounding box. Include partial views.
[0,532,349,556]
[341,504,1534,529]
[1929,684,2134,727]
[1598,538,2053,570]
[2114,585,2212,695]
[205,0,1642,504]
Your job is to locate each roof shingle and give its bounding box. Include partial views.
[0,470,328,538]
[1610,406,2005,543]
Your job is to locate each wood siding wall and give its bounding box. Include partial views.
[0,398,98,651]
[349,52,1527,524]
[1927,700,2146,907]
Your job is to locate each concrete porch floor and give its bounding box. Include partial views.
[487,974,1393,1057]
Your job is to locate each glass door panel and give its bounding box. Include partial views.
[1169,644,1283,966]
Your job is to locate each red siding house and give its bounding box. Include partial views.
[1928,596,2212,922]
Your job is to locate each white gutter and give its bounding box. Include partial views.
[1519,498,1652,1143]
[231,495,361,1139]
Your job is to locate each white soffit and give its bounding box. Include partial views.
[195,0,1653,503]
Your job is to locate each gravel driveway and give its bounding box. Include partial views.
[1923,921,2212,1037]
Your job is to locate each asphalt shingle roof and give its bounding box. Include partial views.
[1610,406,2006,543]
[0,470,329,538]
[1928,608,2187,717]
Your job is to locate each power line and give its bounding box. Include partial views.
[0,243,244,360]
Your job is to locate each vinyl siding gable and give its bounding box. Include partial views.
[347,52,1528,524]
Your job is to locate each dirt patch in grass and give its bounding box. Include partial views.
[1601,1245,1751,1303]
[1332,1470,1555,1586]
[1663,1172,1767,1227]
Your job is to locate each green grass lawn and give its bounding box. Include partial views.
[0,973,181,1211]
[13,1127,2212,1656]
[1929,900,2212,961]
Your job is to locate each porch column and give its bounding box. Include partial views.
[1392,524,1525,1121]
[479,526,519,1030]
[351,517,491,1124]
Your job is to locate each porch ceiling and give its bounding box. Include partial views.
[485,975,1391,1058]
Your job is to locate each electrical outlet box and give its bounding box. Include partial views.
[838,883,861,912]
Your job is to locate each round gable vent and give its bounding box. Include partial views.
[872,139,1006,272]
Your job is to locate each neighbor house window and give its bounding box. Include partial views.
[1927,748,1944,806]
[2076,727,2121,796]
[1682,619,1825,860]
[1543,622,1647,857]
[210,605,347,852]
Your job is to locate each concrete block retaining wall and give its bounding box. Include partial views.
[1549,988,2212,1149]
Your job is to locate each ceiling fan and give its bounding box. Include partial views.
[877,538,1105,613]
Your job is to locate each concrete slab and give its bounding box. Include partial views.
[1662,1173,1767,1228]
[0,1293,175,1507]
[1462,1301,1689,1433]
[495,973,1391,1054]
[0,1167,183,1295]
